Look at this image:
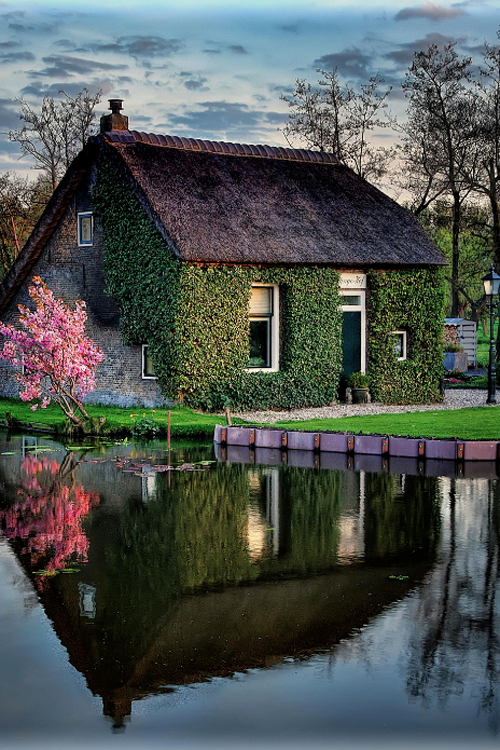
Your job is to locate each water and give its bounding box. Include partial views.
[0,432,498,750]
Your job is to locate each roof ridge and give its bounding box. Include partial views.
[101,129,339,165]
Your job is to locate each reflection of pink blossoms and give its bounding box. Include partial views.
[0,454,100,589]
[0,276,104,425]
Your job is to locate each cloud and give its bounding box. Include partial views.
[91,36,184,59]
[1,10,24,21]
[314,48,372,79]
[0,50,36,64]
[167,100,283,139]
[202,41,249,56]
[395,3,466,21]
[279,23,302,34]
[0,98,21,129]
[28,54,129,79]
[184,79,209,91]
[20,81,110,99]
[385,32,465,67]
[268,84,294,95]
[178,72,209,91]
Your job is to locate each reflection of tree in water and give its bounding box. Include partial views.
[405,478,499,734]
[0,451,100,589]
[363,473,441,560]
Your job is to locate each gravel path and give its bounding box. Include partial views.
[236,388,493,424]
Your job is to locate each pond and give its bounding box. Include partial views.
[0,431,498,750]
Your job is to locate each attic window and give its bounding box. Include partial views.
[78,212,93,246]
[142,345,157,379]
[247,285,279,371]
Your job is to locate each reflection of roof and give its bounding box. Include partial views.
[40,560,431,728]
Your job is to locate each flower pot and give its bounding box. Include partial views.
[443,351,468,372]
[352,387,370,404]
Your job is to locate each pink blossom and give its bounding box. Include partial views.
[0,277,104,423]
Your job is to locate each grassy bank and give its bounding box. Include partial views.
[0,397,228,438]
[274,405,500,441]
[2,396,499,442]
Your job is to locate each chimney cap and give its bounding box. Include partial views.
[108,99,124,113]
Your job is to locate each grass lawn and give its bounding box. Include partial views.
[476,318,498,368]
[274,405,500,441]
[0,397,229,438]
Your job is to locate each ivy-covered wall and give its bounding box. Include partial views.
[367,268,446,404]
[175,264,343,410]
[92,148,445,411]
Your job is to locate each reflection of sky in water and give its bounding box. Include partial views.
[0,436,498,748]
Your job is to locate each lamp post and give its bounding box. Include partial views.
[482,265,500,404]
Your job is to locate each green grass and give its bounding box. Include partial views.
[476,319,498,368]
[274,405,500,441]
[0,397,230,437]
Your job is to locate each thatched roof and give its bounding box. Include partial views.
[104,130,446,267]
[0,127,446,314]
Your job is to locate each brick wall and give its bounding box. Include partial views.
[0,174,171,408]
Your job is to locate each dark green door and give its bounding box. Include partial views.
[342,310,361,377]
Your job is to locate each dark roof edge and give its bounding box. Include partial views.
[93,130,340,165]
[0,145,97,315]
[185,259,449,268]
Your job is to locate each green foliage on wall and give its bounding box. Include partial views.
[92,150,181,395]
[92,147,445,410]
[175,265,344,410]
[367,268,446,404]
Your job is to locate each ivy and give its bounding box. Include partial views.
[367,269,446,404]
[91,147,445,410]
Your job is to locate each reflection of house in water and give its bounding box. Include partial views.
[0,435,441,731]
[337,471,365,563]
[246,467,366,564]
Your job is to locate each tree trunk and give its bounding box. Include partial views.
[488,166,500,360]
[451,192,461,317]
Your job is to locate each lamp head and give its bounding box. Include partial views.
[483,266,500,297]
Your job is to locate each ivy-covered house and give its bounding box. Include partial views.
[0,100,447,410]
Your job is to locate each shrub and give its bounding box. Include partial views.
[347,371,370,388]
[131,416,160,438]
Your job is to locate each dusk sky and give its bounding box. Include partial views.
[1,0,499,178]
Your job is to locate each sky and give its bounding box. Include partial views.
[0,0,499,178]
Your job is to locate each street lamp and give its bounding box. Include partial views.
[482,265,500,404]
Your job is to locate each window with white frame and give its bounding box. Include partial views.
[142,345,157,379]
[78,212,93,246]
[392,330,407,360]
[248,285,279,371]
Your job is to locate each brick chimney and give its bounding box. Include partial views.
[100,99,129,133]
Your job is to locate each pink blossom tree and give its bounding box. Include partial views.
[0,276,104,425]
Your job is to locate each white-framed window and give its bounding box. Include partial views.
[392,330,407,360]
[78,212,93,246]
[142,345,157,379]
[247,284,279,371]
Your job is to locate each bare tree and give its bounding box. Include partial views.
[9,89,102,190]
[473,31,500,270]
[401,44,480,316]
[0,173,51,280]
[281,69,393,183]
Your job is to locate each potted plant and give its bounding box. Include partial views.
[347,371,371,404]
[443,343,468,373]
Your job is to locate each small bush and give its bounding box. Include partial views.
[131,416,160,438]
[347,371,371,388]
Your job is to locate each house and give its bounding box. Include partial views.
[0,100,447,410]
